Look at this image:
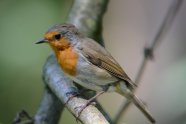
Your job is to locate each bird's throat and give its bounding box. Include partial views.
[52,46,78,76]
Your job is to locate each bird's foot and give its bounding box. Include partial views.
[74,91,105,120]
[64,91,80,106]
[74,100,96,121]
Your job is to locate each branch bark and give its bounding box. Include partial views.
[34,87,64,124]
[67,0,109,44]
[34,0,110,124]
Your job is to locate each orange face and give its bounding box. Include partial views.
[44,31,59,41]
[44,31,70,51]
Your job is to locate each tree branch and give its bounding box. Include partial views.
[67,0,109,45]
[34,87,64,124]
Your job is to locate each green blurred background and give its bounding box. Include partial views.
[1,0,186,124]
[0,0,73,123]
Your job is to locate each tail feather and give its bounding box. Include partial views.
[116,82,156,123]
[132,94,156,123]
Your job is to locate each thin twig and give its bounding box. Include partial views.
[13,110,33,124]
[113,0,183,123]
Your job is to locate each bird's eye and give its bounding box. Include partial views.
[54,34,61,40]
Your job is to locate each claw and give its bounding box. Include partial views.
[74,91,105,121]
[64,91,80,106]
[74,101,96,122]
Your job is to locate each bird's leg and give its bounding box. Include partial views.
[64,91,80,106]
[75,91,105,118]
[64,89,92,106]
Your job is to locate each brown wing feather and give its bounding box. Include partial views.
[80,38,137,88]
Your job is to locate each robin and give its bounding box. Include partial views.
[36,24,155,123]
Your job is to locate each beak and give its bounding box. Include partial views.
[35,39,48,44]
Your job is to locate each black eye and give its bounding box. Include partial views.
[54,34,61,40]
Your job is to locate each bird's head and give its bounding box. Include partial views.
[36,24,80,50]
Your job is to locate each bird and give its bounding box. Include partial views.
[36,23,155,123]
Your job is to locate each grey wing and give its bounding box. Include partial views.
[79,38,137,88]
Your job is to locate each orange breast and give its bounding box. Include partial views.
[57,47,78,76]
